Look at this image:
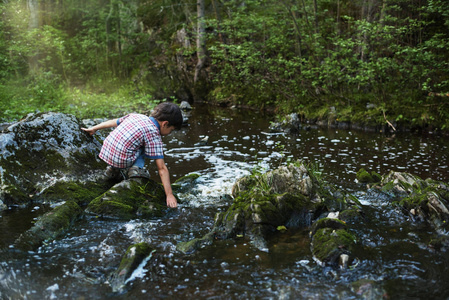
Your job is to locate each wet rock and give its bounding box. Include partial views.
[269,113,301,134]
[351,279,388,300]
[172,173,201,194]
[377,171,449,231]
[310,227,356,267]
[179,101,192,111]
[176,232,215,254]
[86,178,169,220]
[0,112,110,209]
[179,161,349,253]
[42,180,114,206]
[379,171,423,197]
[356,168,382,184]
[310,217,347,237]
[109,242,155,293]
[429,235,449,251]
[232,163,318,200]
[309,217,358,268]
[14,200,84,251]
[339,207,365,224]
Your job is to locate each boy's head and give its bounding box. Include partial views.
[150,102,183,130]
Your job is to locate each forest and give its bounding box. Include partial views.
[0,0,448,130]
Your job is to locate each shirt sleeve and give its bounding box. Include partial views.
[116,114,131,126]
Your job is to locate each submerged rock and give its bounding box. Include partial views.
[351,279,388,300]
[109,242,155,293]
[14,200,84,251]
[0,112,110,209]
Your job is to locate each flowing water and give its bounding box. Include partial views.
[1,104,449,299]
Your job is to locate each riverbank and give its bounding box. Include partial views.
[201,98,449,135]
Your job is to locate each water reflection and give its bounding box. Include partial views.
[165,106,448,194]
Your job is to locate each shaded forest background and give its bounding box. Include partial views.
[0,0,448,130]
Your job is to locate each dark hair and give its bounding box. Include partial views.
[150,102,183,130]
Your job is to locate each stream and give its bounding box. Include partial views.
[1,104,449,299]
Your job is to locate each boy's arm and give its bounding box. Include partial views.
[81,119,118,135]
[155,158,177,208]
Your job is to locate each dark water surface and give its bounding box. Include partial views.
[1,104,449,299]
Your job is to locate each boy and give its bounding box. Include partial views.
[81,102,183,208]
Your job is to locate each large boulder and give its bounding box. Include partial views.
[177,161,351,253]
[0,112,110,209]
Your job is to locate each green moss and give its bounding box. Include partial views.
[110,242,155,292]
[14,200,83,251]
[174,173,200,184]
[86,179,168,220]
[310,218,347,236]
[363,169,381,183]
[311,228,356,264]
[118,242,154,273]
[371,171,382,183]
[356,168,380,183]
[339,207,364,224]
[88,200,135,219]
[176,232,215,254]
[42,180,114,206]
[172,173,201,193]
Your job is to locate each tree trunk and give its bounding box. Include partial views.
[211,0,226,44]
[28,0,40,73]
[313,0,319,34]
[194,0,206,84]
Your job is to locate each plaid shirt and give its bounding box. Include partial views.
[99,114,163,168]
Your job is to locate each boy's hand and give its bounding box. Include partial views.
[81,127,96,135]
[166,194,178,208]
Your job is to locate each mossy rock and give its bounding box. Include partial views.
[378,172,449,230]
[172,173,201,193]
[429,235,449,251]
[0,112,107,208]
[41,180,114,206]
[109,242,155,293]
[356,168,381,183]
[181,161,342,253]
[339,207,364,224]
[379,171,423,197]
[14,200,84,251]
[86,178,168,220]
[311,228,356,266]
[310,217,347,236]
[177,232,215,254]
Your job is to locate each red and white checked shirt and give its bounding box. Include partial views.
[99,114,164,168]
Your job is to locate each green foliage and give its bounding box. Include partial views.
[207,0,449,129]
[0,0,449,129]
